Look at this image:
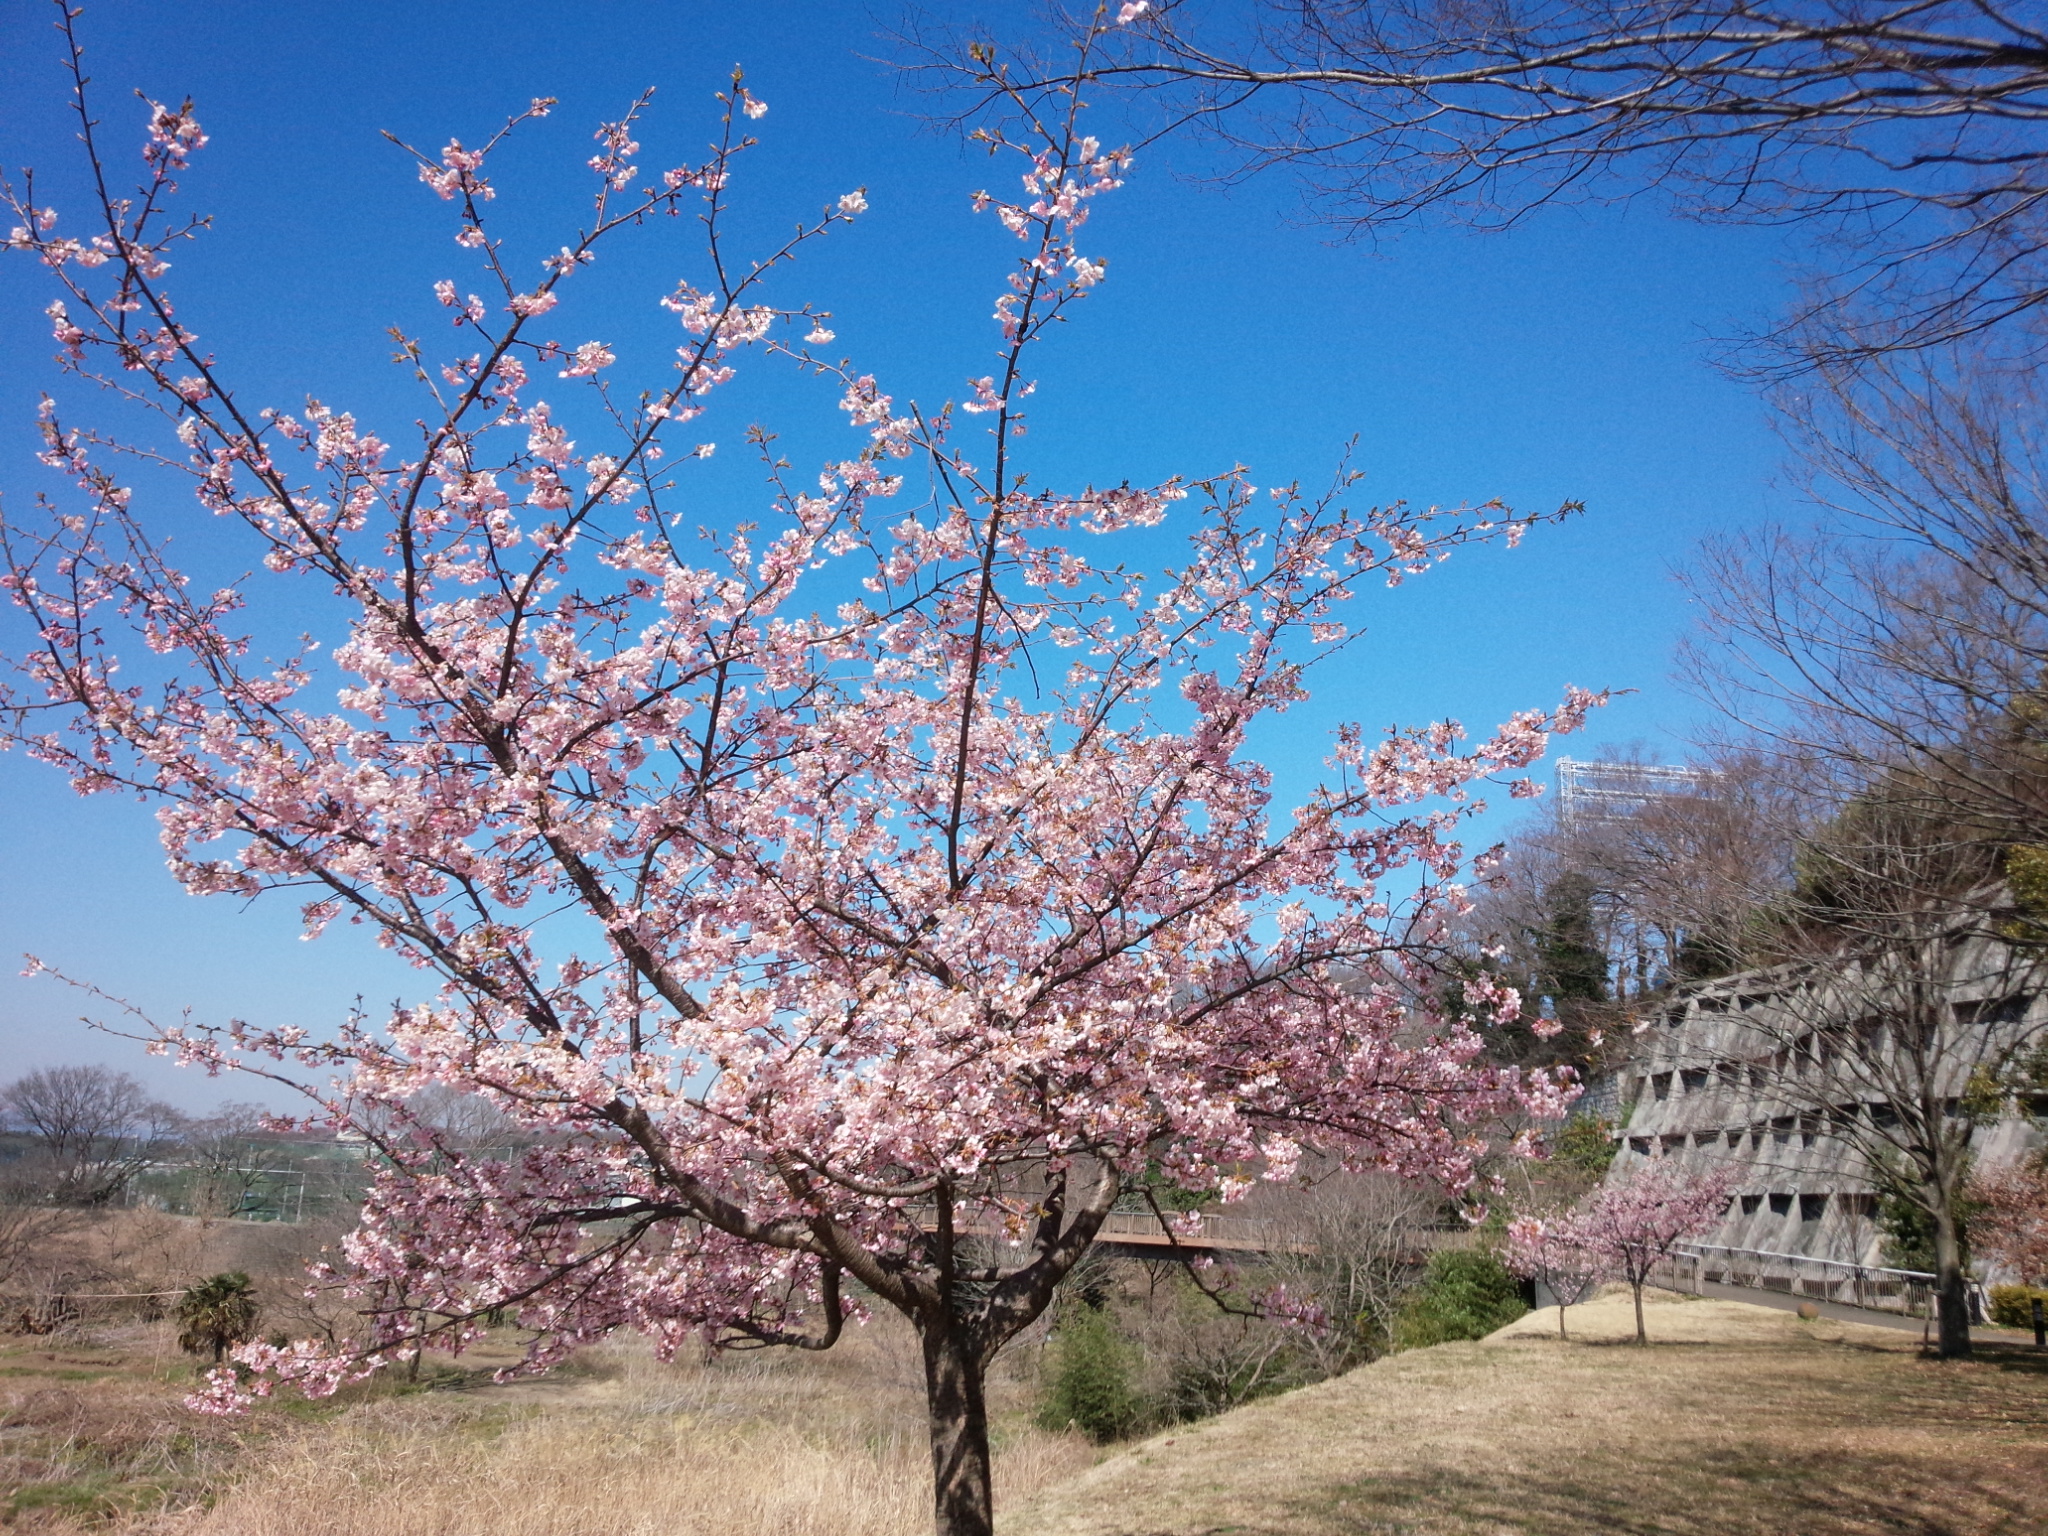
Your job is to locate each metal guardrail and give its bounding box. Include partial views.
[1665,1240,1937,1317]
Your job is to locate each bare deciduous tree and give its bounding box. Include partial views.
[1685,347,2048,858]
[1660,341,2048,1348]
[181,1103,298,1220]
[1679,883,2040,1357]
[1254,1170,1439,1372]
[1458,748,1799,1042]
[0,1065,181,1207]
[930,1,2048,363]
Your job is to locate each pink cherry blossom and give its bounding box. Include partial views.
[1505,1209,1608,1340]
[559,340,616,377]
[420,140,489,201]
[1970,1159,2048,1284]
[3,34,1600,1536]
[1572,1163,1736,1343]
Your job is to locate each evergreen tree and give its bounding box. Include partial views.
[1534,872,1609,1007]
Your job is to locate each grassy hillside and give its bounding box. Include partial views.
[1005,1291,2048,1536]
[7,1285,2043,1535]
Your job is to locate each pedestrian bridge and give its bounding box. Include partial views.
[916,1206,1314,1256]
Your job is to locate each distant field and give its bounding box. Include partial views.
[1007,1290,2048,1536]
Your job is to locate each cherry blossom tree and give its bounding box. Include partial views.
[1505,1208,1609,1341]
[2,14,1595,1535]
[1971,1157,2048,1285]
[1574,1164,1737,1344]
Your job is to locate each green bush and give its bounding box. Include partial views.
[1392,1248,1528,1350]
[175,1272,259,1365]
[1988,1283,2048,1330]
[1552,1115,1617,1182]
[1037,1306,1144,1443]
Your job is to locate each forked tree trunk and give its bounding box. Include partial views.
[1931,1204,1973,1361]
[919,1316,995,1536]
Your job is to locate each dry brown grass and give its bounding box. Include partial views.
[11,1285,2047,1536]
[2,1310,1090,1536]
[129,1321,1093,1536]
[1007,1289,2048,1536]
[1,1323,255,1532]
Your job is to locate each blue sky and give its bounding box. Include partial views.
[0,0,1803,1106]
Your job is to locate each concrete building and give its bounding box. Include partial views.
[1608,915,2045,1287]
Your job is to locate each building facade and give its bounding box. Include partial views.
[1608,921,2045,1277]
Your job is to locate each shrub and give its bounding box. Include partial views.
[1155,1314,1309,1423]
[1392,1249,1528,1349]
[1988,1283,2048,1330]
[176,1272,260,1365]
[1551,1115,1617,1183]
[1036,1307,1144,1443]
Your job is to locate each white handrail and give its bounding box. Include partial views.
[1675,1241,1934,1283]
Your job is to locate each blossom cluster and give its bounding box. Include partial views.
[1970,1157,2048,1283]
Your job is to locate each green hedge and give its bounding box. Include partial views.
[1988,1283,2048,1330]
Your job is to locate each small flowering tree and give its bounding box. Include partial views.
[1504,1209,1608,1341]
[1575,1164,1737,1344]
[3,13,1594,1535]
[1970,1157,2048,1285]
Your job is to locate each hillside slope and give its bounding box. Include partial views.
[1004,1291,2048,1536]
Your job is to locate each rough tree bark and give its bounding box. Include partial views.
[1930,1168,1976,1360]
[919,1316,996,1536]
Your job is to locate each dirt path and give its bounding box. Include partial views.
[1003,1290,2048,1536]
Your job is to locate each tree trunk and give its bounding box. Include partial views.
[1556,1302,1568,1341]
[1931,1203,1973,1361]
[919,1317,995,1536]
[1630,1278,1647,1345]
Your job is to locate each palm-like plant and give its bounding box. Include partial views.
[176,1272,259,1364]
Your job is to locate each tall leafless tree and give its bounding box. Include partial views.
[926,1,2048,365]
[1657,858,2040,1357]
[1,1064,181,1207]
[1654,349,2048,1354]
[181,1102,298,1220]
[1682,345,2048,857]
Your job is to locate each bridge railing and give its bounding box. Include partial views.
[1091,1209,1282,1249]
[1662,1241,1936,1317]
[906,1205,1302,1252]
